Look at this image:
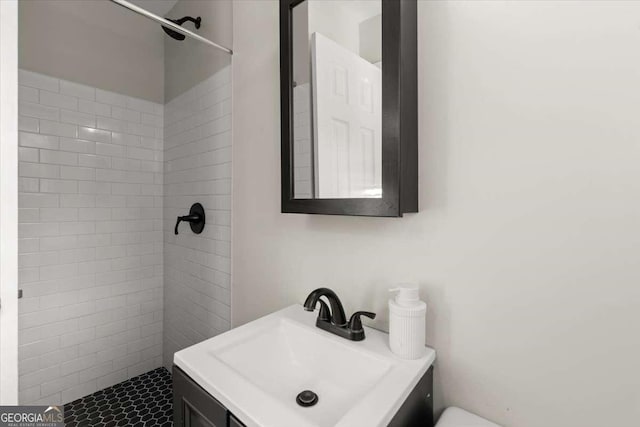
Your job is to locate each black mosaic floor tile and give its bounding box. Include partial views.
[64,367,173,427]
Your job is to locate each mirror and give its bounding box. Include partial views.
[291,1,382,199]
[281,0,417,216]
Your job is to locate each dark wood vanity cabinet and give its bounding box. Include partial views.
[388,365,434,427]
[173,365,434,427]
[173,366,245,427]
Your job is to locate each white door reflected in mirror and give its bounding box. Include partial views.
[292,0,382,199]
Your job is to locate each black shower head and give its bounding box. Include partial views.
[162,16,201,41]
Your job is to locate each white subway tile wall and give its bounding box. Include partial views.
[293,83,313,198]
[163,67,232,368]
[18,70,164,405]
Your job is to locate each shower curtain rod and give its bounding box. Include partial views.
[109,0,233,55]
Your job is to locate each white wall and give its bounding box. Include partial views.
[17,70,164,405]
[292,1,309,86]
[232,2,640,427]
[163,66,232,368]
[19,0,164,103]
[308,1,380,56]
[359,14,381,64]
[0,0,20,405]
[293,84,313,198]
[293,1,380,85]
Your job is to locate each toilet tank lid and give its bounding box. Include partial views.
[436,407,502,427]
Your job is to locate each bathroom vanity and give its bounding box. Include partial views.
[172,305,436,427]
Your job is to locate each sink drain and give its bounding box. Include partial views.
[296,390,318,407]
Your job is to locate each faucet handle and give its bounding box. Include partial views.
[348,311,376,332]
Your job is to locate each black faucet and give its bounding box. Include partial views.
[303,288,376,341]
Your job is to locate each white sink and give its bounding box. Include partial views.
[216,318,392,426]
[174,305,436,427]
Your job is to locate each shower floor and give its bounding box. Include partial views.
[63,367,173,426]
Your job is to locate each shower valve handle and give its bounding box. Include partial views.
[174,214,201,235]
[174,203,206,235]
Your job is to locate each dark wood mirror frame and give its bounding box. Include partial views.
[280,0,418,217]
